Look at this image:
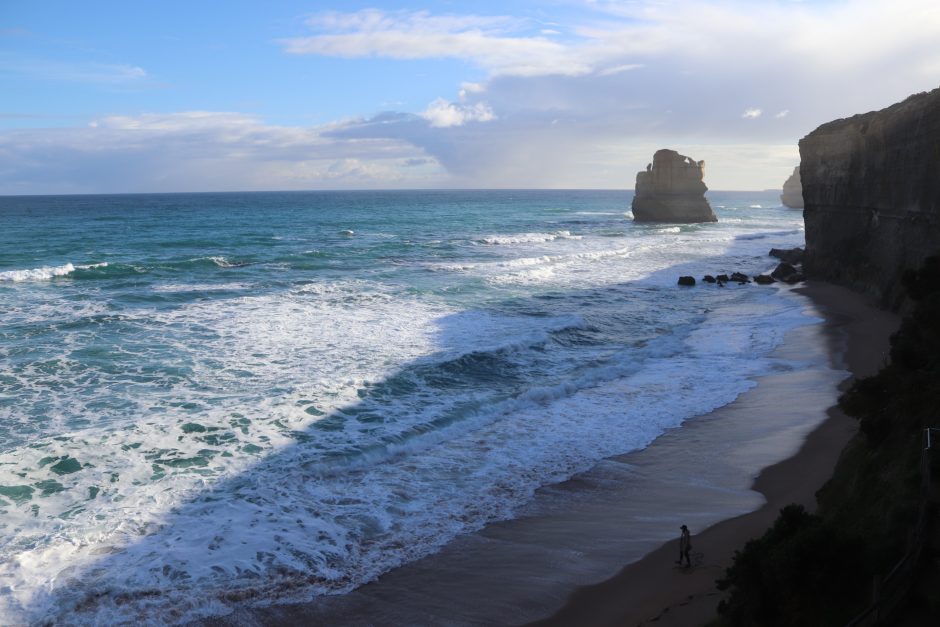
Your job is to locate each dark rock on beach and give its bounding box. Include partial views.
[754,274,775,285]
[771,262,798,280]
[800,85,940,309]
[702,275,717,283]
[632,149,718,223]
[716,274,730,283]
[730,272,749,283]
[677,276,696,286]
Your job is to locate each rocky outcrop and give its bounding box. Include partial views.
[800,86,940,309]
[770,247,804,265]
[632,149,717,223]
[771,262,798,281]
[780,166,804,208]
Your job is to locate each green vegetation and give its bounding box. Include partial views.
[715,256,940,626]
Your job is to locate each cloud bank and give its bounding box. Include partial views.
[3,0,940,193]
[0,112,442,194]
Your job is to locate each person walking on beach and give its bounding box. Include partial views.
[678,524,692,568]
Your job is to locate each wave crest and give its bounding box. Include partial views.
[477,231,581,245]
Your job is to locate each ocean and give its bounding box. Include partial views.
[0,190,811,624]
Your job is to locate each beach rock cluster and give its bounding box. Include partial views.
[800,86,940,309]
[780,166,804,208]
[632,149,718,223]
[678,248,806,287]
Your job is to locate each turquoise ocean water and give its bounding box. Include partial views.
[0,190,810,623]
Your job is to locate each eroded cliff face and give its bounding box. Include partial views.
[632,149,717,223]
[780,165,803,208]
[800,86,940,309]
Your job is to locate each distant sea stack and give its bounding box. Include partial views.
[632,149,717,223]
[800,86,940,308]
[780,166,803,208]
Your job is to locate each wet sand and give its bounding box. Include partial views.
[214,281,898,626]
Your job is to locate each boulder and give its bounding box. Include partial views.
[780,166,804,208]
[716,274,730,283]
[730,272,749,283]
[632,149,718,223]
[771,262,798,280]
[784,272,805,284]
[702,275,717,283]
[677,276,696,286]
[754,274,776,284]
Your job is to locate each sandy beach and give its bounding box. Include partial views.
[209,280,898,627]
[533,281,899,626]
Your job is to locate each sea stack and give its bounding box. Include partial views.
[780,166,804,208]
[632,149,717,223]
[800,86,940,308]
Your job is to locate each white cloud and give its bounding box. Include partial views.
[94,111,256,131]
[0,111,442,194]
[596,63,643,76]
[458,82,486,100]
[421,98,496,128]
[0,54,149,84]
[775,109,790,119]
[741,108,762,119]
[280,9,591,76]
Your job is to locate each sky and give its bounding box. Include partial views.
[1,0,939,194]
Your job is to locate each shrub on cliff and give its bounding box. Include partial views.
[841,254,940,444]
[716,254,940,626]
[716,504,867,627]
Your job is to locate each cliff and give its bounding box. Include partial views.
[780,165,803,208]
[800,86,940,308]
[631,149,717,223]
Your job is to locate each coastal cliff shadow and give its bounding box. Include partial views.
[22,225,807,625]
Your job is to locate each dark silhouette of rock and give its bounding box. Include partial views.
[771,262,798,280]
[800,86,940,309]
[702,275,717,283]
[754,274,776,284]
[769,247,804,265]
[677,276,696,286]
[730,272,749,283]
[632,149,718,223]
[716,274,730,282]
[783,272,805,284]
[781,166,804,208]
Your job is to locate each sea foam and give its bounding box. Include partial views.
[0,191,812,625]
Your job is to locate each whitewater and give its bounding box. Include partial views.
[0,190,810,624]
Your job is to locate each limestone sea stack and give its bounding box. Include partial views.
[780,165,803,208]
[800,86,940,309]
[631,149,717,223]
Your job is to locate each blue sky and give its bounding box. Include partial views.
[2,0,939,193]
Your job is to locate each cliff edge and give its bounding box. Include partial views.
[632,149,717,223]
[800,86,940,308]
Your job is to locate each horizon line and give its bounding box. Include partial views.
[0,187,784,199]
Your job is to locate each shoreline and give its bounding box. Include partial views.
[213,281,897,627]
[532,281,899,627]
